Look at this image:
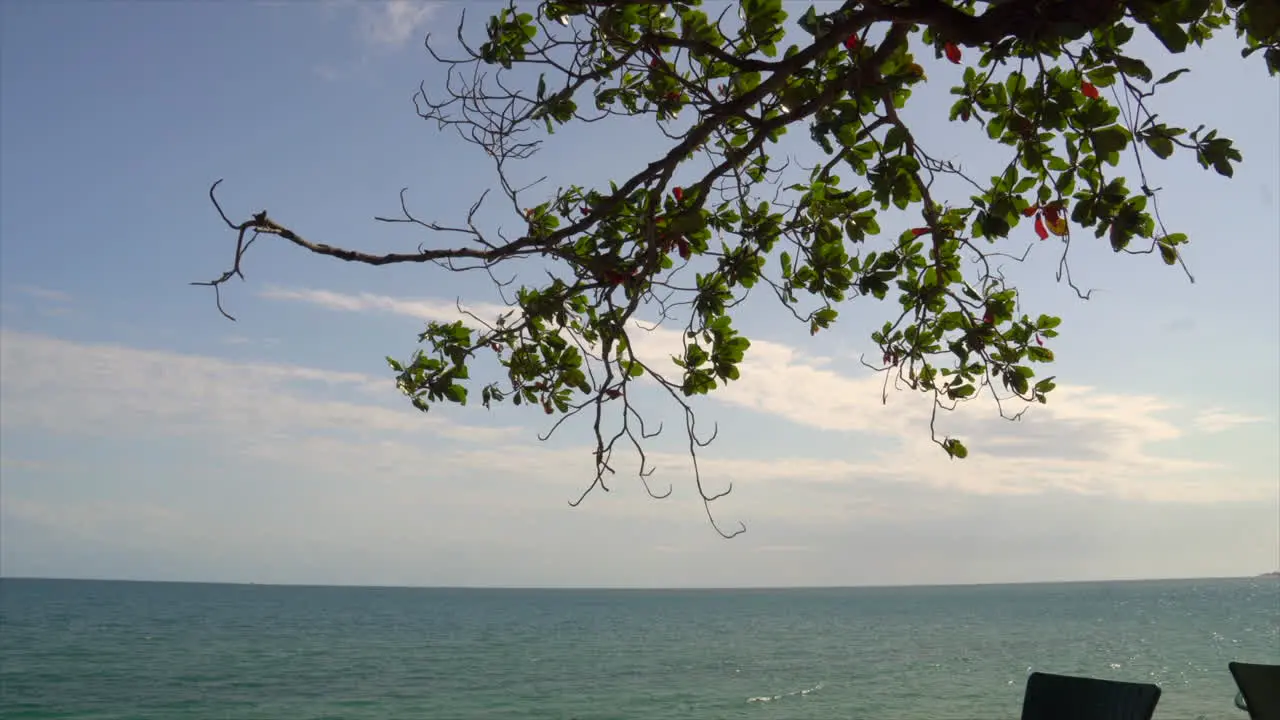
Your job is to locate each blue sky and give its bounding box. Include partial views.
[1,0,1277,588]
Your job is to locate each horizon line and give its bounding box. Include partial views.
[2,573,1273,592]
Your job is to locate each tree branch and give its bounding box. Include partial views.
[867,0,1127,45]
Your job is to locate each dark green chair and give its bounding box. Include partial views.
[1230,662,1280,720]
[1020,671,1161,720]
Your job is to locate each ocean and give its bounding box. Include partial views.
[0,577,1275,719]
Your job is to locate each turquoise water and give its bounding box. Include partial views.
[1,578,1275,719]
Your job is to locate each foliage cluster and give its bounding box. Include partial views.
[203,0,1275,534]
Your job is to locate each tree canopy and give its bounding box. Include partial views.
[201,0,1277,536]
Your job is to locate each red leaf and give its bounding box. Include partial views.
[1022,204,1039,217]
[1035,334,1044,347]
[910,227,930,237]
[580,206,590,215]
[672,186,684,202]
[1043,202,1062,224]
[844,34,858,51]
[1043,203,1067,236]
[649,58,660,69]
[677,237,691,260]
[605,388,622,399]
[1034,215,1049,241]
[982,309,995,325]
[1081,82,1099,99]
[944,42,961,64]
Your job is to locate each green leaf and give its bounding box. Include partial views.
[884,125,910,152]
[1145,135,1175,159]
[1166,0,1211,24]
[1027,346,1054,363]
[1113,56,1154,82]
[1092,126,1130,156]
[813,306,838,327]
[445,384,468,404]
[1146,19,1190,53]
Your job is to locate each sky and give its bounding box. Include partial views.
[1,0,1277,589]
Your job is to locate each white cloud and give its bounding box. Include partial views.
[0,290,1270,575]
[360,1,439,49]
[1194,408,1269,433]
[256,287,1274,505]
[757,545,816,553]
[2,323,1276,586]
[261,286,510,324]
[220,334,280,347]
[3,285,74,318]
[312,63,349,82]
[5,497,193,543]
[8,285,72,304]
[0,330,517,449]
[308,1,439,82]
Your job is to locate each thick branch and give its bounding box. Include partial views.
[868,0,1127,45]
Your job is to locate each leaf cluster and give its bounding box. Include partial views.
[202,0,1267,533]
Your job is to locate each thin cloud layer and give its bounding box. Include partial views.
[8,285,72,304]
[2,284,75,319]
[360,0,439,48]
[256,287,1271,504]
[261,287,509,323]
[0,330,516,448]
[1194,408,1269,433]
[2,325,1275,586]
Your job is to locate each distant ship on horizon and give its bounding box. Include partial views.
[1259,571,1280,578]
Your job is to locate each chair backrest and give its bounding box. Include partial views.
[1230,662,1280,720]
[1020,671,1162,720]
